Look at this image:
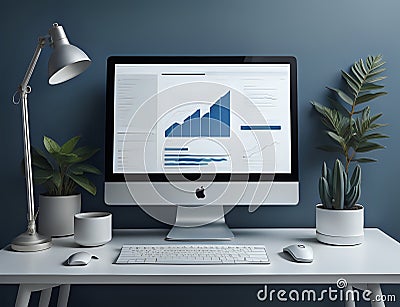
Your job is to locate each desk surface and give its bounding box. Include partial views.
[0,228,400,285]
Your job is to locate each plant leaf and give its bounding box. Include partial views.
[351,66,364,83]
[52,171,62,189]
[341,70,360,94]
[360,83,384,92]
[311,101,340,131]
[363,133,389,140]
[52,151,80,165]
[369,123,388,130]
[33,168,53,181]
[366,56,373,67]
[326,87,354,106]
[43,136,61,154]
[70,169,83,175]
[69,174,97,196]
[73,146,100,162]
[365,75,387,84]
[355,92,387,105]
[31,147,53,170]
[354,61,366,79]
[366,68,386,78]
[353,158,377,163]
[370,113,383,122]
[356,142,385,153]
[70,163,102,175]
[328,97,350,115]
[60,136,81,154]
[359,59,367,75]
[367,55,385,70]
[326,131,346,148]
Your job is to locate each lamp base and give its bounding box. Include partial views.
[11,231,52,252]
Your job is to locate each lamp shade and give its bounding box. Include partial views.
[48,23,91,85]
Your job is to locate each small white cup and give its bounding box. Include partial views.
[74,212,112,247]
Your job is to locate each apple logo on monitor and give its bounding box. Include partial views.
[195,186,205,199]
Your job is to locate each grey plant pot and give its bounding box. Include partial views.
[38,194,81,237]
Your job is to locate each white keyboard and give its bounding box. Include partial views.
[115,244,270,264]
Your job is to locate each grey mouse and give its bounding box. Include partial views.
[67,251,98,266]
[283,244,313,263]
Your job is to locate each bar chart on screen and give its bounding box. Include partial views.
[164,91,230,138]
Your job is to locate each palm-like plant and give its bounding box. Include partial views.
[31,136,101,196]
[311,55,389,173]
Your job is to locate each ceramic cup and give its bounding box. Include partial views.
[74,212,112,247]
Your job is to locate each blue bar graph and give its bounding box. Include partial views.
[240,125,281,131]
[164,147,189,151]
[163,154,228,167]
[165,92,230,138]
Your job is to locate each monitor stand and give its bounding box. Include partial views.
[166,205,234,241]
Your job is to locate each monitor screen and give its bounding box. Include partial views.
[105,56,298,210]
[106,56,297,179]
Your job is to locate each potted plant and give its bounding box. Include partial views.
[31,135,100,237]
[311,55,388,245]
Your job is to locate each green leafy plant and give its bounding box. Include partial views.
[31,136,101,196]
[311,55,389,173]
[319,159,361,209]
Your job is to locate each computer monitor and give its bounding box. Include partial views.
[105,56,298,240]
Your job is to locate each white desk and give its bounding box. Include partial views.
[1,228,400,307]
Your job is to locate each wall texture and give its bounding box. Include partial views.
[0,0,399,306]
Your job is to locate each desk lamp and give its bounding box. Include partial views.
[11,23,91,252]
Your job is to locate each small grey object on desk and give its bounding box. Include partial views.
[74,212,112,247]
[283,244,314,263]
[66,251,98,266]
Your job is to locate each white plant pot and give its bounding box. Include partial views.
[316,204,364,245]
[38,194,81,237]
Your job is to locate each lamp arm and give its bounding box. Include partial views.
[13,36,48,234]
[19,36,48,92]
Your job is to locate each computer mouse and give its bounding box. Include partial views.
[283,244,313,263]
[67,252,98,266]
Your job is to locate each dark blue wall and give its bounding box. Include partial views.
[1,0,399,306]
